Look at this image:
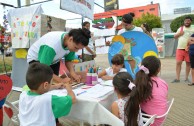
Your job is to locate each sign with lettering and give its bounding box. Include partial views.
[60,0,94,20]
[0,75,12,100]
[104,0,119,11]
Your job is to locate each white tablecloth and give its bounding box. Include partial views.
[48,84,124,126]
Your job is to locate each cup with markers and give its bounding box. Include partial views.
[86,66,98,86]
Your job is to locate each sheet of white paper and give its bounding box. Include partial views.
[100,80,113,86]
[78,84,113,98]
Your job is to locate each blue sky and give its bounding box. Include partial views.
[0,0,194,28]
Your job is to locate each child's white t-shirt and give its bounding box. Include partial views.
[105,67,127,76]
[19,91,72,126]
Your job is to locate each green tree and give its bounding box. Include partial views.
[133,13,162,31]
[170,14,194,32]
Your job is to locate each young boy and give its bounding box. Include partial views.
[19,62,76,126]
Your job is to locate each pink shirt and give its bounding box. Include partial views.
[140,76,168,126]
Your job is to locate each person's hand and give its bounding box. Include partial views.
[105,41,111,46]
[54,83,65,89]
[62,77,71,83]
[64,83,72,91]
[92,53,97,58]
[71,73,81,83]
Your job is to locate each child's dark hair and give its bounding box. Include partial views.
[82,21,90,27]
[68,28,91,46]
[26,62,53,90]
[113,72,133,96]
[142,23,151,32]
[124,56,161,126]
[111,54,125,67]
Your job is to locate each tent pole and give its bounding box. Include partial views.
[81,16,84,62]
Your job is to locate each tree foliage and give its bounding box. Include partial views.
[133,13,162,31]
[170,14,194,32]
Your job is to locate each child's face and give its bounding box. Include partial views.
[112,64,123,73]
[67,36,85,52]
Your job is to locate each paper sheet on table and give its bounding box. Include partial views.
[100,80,113,86]
[46,88,85,97]
[79,84,113,98]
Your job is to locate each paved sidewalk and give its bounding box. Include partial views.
[4,55,194,126]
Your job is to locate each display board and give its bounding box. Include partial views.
[108,31,158,78]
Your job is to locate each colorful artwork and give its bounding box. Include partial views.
[8,5,43,48]
[108,31,158,78]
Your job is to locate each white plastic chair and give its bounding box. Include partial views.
[143,114,157,126]
[142,98,174,126]
[3,100,20,125]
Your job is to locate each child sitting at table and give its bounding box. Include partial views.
[125,56,168,126]
[111,72,143,125]
[19,62,76,126]
[98,54,127,80]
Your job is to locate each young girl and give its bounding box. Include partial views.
[98,54,127,80]
[111,72,143,125]
[125,56,168,126]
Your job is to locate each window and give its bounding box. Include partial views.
[150,8,155,11]
[139,10,144,12]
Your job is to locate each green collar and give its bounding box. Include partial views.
[61,32,68,50]
[27,91,40,96]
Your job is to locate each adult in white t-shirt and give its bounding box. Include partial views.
[27,29,90,84]
[106,13,143,46]
[82,21,96,61]
[172,16,194,83]
[117,13,143,35]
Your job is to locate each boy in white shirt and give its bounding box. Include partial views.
[19,62,76,126]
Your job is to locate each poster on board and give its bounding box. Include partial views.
[7,5,43,48]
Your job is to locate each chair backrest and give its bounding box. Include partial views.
[3,100,19,125]
[141,98,174,126]
[143,114,157,126]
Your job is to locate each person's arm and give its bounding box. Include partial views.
[64,83,76,104]
[101,75,114,80]
[188,37,194,45]
[85,46,96,58]
[98,69,107,78]
[37,45,71,83]
[65,61,81,82]
[174,28,184,39]
[49,83,66,91]
[111,101,119,118]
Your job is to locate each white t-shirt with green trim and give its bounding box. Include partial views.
[27,31,75,65]
[19,91,72,126]
[117,26,143,35]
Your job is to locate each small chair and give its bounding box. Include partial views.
[143,114,157,126]
[3,100,19,125]
[142,98,174,126]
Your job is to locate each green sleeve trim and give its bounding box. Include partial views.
[38,45,56,65]
[52,95,72,118]
[65,52,75,61]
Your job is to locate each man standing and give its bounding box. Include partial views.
[172,16,194,83]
